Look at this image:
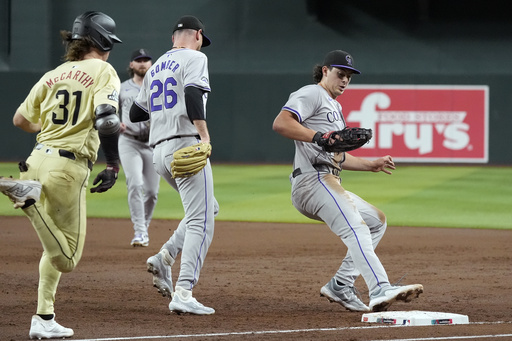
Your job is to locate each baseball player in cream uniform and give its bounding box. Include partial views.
[273,50,423,312]
[130,15,219,315]
[0,11,122,338]
[119,49,160,247]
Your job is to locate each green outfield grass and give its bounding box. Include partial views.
[0,162,510,229]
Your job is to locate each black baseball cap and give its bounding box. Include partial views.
[323,50,361,74]
[172,15,211,47]
[131,48,152,61]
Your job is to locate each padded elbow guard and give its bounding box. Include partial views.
[95,104,120,135]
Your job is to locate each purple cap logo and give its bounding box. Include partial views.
[346,55,353,66]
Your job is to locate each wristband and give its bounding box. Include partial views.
[106,165,120,173]
[312,131,323,144]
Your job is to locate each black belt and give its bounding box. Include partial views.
[153,135,200,147]
[58,150,93,170]
[124,133,149,143]
[292,164,340,178]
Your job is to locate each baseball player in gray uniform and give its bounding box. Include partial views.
[273,50,423,312]
[119,48,160,247]
[130,15,218,315]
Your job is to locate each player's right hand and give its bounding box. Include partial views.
[90,167,118,193]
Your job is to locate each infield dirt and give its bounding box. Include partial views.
[1,217,511,340]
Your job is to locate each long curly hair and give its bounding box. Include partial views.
[313,65,330,84]
[59,30,95,61]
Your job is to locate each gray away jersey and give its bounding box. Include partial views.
[135,48,211,147]
[282,84,346,172]
[120,79,150,139]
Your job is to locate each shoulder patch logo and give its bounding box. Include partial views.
[108,89,119,102]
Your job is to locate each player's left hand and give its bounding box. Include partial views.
[171,142,212,178]
[90,166,118,193]
[313,127,372,153]
[371,155,395,175]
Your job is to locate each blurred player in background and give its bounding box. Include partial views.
[0,11,121,339]
[119,48,160,247]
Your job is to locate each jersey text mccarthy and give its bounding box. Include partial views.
[45,70,94,89]
[150,60,180,77]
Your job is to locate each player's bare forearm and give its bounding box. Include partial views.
[273,110,317,142]
[343,153,395,174]
[13,111,41,133]
[342,153,372,171]
[193,119,210,143]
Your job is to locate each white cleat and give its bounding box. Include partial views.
[168,286,215,315]
[369,284,424,312]
[320,278,370,312]
[131,233,149,247]
[146,249,174,298]
[0,176,41,209]
[29,315,74,339]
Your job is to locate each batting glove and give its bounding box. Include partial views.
[90,166,118,193]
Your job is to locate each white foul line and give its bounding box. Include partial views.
[368,336,512,341]
[71,321,512,341]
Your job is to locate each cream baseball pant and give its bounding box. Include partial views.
[21,146,90,315]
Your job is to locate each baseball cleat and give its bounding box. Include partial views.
[146,249,174,298]
[0,176,42,209]
[320,277,370,312]
[29,315,74,339]
[168,286,215,315]
[131,233,149,247]
[369,284,424,312]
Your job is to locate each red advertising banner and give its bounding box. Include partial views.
[340,85,489,163]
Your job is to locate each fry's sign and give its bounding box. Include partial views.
[340,85,489,163]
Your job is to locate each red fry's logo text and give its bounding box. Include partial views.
[339,85,489,163]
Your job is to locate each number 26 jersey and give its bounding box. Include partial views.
[135,48,211,147]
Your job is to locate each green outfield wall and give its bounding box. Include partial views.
[1,0,511,164]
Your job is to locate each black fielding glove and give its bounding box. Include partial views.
[313,128,372,153]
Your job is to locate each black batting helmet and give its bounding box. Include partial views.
[71,11,122,52]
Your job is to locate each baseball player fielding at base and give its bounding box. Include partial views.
[0,11,122,338]
[130,15,219,315]
[119,48,160,247]
[272,50,423,312]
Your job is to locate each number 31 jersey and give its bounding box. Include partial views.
[17,58,120,162]
[135,48,211,147]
